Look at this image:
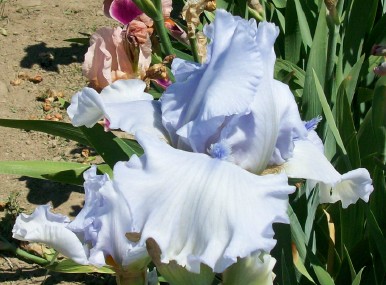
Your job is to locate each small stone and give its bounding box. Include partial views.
[0,28,7,36]
[96,10,104,16]
[54,113,63,120]
[43,102,51,111]
[28,74,43,84]
[10,78,22,86]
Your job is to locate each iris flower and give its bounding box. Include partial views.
[68,10,373,209]
[15,9,373,284]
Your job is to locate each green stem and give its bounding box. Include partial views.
[0,236,49,266]
[153,0,162,14]
[153,17,174,57]
[325,16,338,103]
[15,247,50,266]
[189,36,200,63]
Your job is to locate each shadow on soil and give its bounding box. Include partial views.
[21,176,84,217]
[20,42,88,72]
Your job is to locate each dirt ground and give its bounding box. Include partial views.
[0,0,121,283]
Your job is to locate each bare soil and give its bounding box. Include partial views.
[0,0,119,283]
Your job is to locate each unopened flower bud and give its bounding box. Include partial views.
[374,62,386,76]
[205,0,216,11]
[248,0,264,15]
[324,0,339,25]
[371,44,386,56]
[324,0,337,11]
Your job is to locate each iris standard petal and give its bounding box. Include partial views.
[213,21,282,173]
[284,139,373,208]
[12,205,89,265]
[161,10,263,153]
[269,80,308,165]
[114,131,294,273]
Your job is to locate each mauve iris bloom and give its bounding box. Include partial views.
[103,0,172,25]
[103,0,143,25]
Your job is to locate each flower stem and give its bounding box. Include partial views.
[153,17,175,57]
[189,36,200,63]
[325,18,338,102]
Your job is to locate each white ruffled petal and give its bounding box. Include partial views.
[100,79,153,102]
[67,79,167,139]
[114,132,294,273]
[12,205,89,265]
[284,139,373,208]
[67,87,105,128]
[319,169,373,208]
[68,166,149,269]
[283,140,341,184]
[106,100,167,139]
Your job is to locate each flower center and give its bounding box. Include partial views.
[208,140,232,161]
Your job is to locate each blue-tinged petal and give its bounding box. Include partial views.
[171,58,201,82]
[12,205,89,265]
[67,79,167,139]
[68,166,149,269]
[284,139,373,208]
[213,22,283,173]
[269,81,308,165]
[161,10,264,153]
[114,131,294,273]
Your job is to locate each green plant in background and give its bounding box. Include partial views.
[0,0,384,284]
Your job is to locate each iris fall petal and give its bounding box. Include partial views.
[114,131,294,273]
[12,205,89,265]
[283,139,373,208]
[67,79,167,139]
